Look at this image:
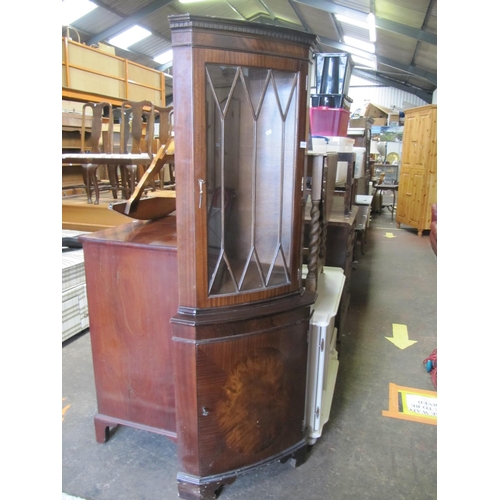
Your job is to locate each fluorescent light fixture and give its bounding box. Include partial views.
[178,0,206,3]
[62,0,97,26]
[343,36,375,53]
[336,14,370,30]
[352,55,377,69]
[335,12,376,43]
[109,25,152,50]
[368,13,376,43]
[154,49,173,65]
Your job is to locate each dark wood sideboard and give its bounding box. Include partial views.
[81,216,179,442]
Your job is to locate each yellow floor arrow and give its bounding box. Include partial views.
[385,323,417,349]
[385,232,396,238]
[62,398,71,422]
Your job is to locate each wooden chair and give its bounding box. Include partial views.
[373,172,399,219]
[62,100,169,205]
[119,100,156,198]
[113,106,175,217]
[142,105,175,191]
[106,106,129,200]
[62,101,117,205]
[154,105,175,189]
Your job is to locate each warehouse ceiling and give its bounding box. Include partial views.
[62,0,437,103]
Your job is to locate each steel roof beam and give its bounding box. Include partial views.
[292,0,437,45]
[377,55,437,86]
[287,0,311,32]
[318,37,436,85]
[249,13,305,31]
[225,1,247,20]
[353,68,433,103]
[257,0,277,20]
[376,17,436,45]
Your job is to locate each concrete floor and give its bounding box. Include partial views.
[62,209,437,500]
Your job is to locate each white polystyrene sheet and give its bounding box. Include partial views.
[353,146,366,178]
[311,267,345,327]
[62,249,86,291]
[355,194,373,206]
[306,324,339,442]
[336,161,347,184]
[310,136,354,154]
[62,283,89,342]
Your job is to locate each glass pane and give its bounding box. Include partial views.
[206,64,298,296]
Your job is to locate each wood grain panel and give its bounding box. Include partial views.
[172,298,312,478]
[81,217,178,439]
[396,104,437,234]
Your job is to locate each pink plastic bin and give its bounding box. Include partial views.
[310,107,349,137]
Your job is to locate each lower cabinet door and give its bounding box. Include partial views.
[172,295,314,481]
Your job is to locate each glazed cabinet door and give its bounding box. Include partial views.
[205,65,301,299]
[173,36,312,311]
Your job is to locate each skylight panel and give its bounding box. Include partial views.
[62,0,97,26]
[109,26,152,50]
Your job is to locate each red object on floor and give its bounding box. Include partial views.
[423,349,437,388]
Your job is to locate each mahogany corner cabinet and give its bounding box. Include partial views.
[81,14,318,500]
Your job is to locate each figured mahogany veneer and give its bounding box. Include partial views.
[80,216,178,442]
[172,292,314,492]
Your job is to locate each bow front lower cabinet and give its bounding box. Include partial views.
[396,104,437,235]
[168,14,317,499]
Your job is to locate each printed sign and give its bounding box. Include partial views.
[382,383,437,425]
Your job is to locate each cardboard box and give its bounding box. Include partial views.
[364,103,392,120]
[349,117,374,128]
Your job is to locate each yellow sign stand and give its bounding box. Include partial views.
[382,383,437,425]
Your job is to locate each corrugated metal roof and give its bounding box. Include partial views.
[68,7,122,40]
[62,0,437,102]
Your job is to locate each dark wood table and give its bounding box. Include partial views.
[354,195,373,259]
[372,183,399,219]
